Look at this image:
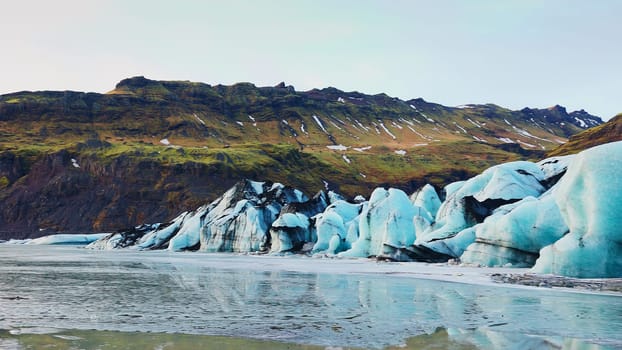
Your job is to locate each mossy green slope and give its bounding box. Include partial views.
[547,113,622,156]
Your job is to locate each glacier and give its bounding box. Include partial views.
[89,180,330,254]
[533,142,622,277]
[82,141,622,278]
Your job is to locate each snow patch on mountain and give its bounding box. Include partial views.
[327,144,348,151]
[453,122,467,134]
[193,114,207,126]
[574,117,587,128]
[379,122,397,139]
[313,115,328,133]
[420,113,435,123]
[466,118,482,128]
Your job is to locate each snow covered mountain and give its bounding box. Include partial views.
[88,141,622,278]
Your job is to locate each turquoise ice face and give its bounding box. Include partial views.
[534,141,622,277]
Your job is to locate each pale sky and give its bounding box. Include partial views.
[1,0,620,120]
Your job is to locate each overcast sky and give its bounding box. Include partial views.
[1,0,620,120]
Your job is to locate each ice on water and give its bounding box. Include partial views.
[26,233,107,245]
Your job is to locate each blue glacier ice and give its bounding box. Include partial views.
[269,212,312,253]
[339,188,416,258]
[537,154,575,185]
[460,192,568,267]
[410,184,441,236]
[533,141,622,277]
[312,200,364,255]
[89,180,328,253]
[410,183,442,218]
[416,161,547,244]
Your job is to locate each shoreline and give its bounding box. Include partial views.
[1,245,620,349]
[2,244,620,296]
[491,272,622,293]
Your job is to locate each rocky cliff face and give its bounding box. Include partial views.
[0,150,240,238]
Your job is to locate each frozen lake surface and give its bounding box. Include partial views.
[0,245,620,349]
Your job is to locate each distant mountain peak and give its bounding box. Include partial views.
[547,104,567,113]
[115,76,155,89]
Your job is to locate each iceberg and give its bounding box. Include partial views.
[537,154,575,186]
[167,209,206,251]
[89,180,328,254]
[195,180,317,253]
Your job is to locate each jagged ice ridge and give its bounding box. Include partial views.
[84,142,622,278]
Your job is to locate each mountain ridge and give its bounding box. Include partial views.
[0,77,604,237]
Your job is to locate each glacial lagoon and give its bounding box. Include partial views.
[0,245,620,349]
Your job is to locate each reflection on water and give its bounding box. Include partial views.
[0,328,329,350]
[0,246,620,349]
[0,327,613,350]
